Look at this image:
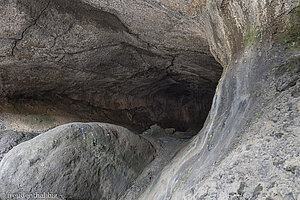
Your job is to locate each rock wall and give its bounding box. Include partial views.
[139,0,300,199]
[0,0,299,199]
[141,44,300,200]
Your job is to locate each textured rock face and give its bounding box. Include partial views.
[0,0,299,199]
[0,123,156,200]
[141,46,300,200]
[139,1,300,199]
[0,0,222,131]
[0,130,38,161]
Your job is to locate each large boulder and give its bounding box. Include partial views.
[0,123,156,200]
[0,130,38,161]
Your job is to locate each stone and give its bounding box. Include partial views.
[0,0,299,199]
[164,128,175,135]
[141,124,168,138]
[0,123,156,200]
[0,130,38,161]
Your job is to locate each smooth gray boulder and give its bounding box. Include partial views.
[0,123,156,200]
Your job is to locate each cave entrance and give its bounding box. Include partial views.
[0,0,223,136]
[0,50,222,136]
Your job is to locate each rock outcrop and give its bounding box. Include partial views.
[0,0,299,200]
[138,1,300,199]
[0,123,156,200]
[141,46,300,200]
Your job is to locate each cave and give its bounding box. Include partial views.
[0,0,299,200]
[0,0,222,134]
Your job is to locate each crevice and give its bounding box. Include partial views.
[166,55,177,71]
[11,0,51,56]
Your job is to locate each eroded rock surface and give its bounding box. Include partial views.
[0,0,223,131]
[139,1,300,199]
[142,47,300,200]
[0,0,299,199]
[0,123,156,200]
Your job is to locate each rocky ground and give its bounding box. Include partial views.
[0,0,299,200]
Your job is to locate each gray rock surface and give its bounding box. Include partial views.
[142,46,300,200]
[0,123,156,200]
[139,0,300,198]
[120,135,190,200]
[0,0,299,199]
[0,0,223,131]
[0,130,38,161]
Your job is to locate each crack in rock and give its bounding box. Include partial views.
[11,1,51,56]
